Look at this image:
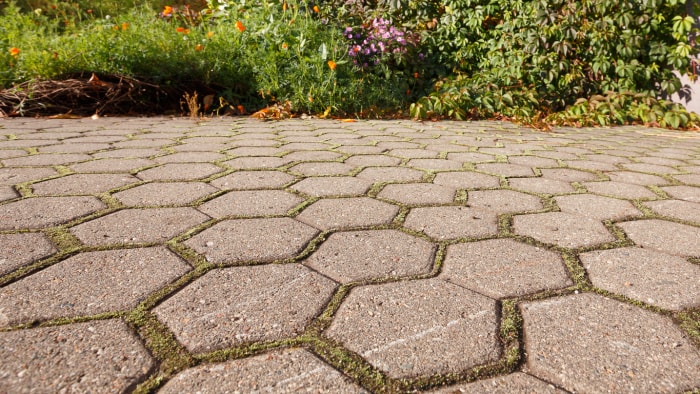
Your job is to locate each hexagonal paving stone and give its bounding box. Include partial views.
[154,151,227,163]
[0,233,57,276]
[209,170,295,190]
[30,173,140,196]
[0,247,190,327]
[467,190,543,213]
[521,293,700,393]
[429,373,567,394]
[70,207,209,246]
[184,218,318,264]
[0,319,154,393]
[344,154,402,166]
[580,247,700,310]
[92,148,163,159]
[198,190,303,218]
[303,229,435,283]
[539,168,598,182]
[0,196,106,230]
[644,199,700,224]
[377,183,456,206]
[432,171,500,189]
[0,167,58,185]
[622,162,680,174]
[404,206,498,240]
[288,162,355,176]
[2,153,92,167]
[406,158,464,171]
[514,212,615,249]
[295,197,398,231]
[284,150,343,161]
[660,185,700,202]
[325,278,500,378]
[508,177,575,195]
[475,163,534,177]
[618,219,700,257]
[441,239,572,298]
[447,152,495,163]
[222,156,294,169]
[554,194,642,221]
[508,155,560,168]
[290,176,373,197]
[356,167,425,183]
[113,182,218,206]
[581,181,658,199]
[153,264,336,352]
[69,158,155,173]
[159,348,367,393]
[607,171,669,186]
[136,163,223,181]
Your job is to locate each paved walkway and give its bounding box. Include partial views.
[0,117,699,393]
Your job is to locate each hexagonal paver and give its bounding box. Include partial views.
[389,149,439,159]
[509,155,560,168]
[622,162,680,174]
[0,319,154,393]
[184,218,318,264]
[295,197,398,231]
[288,162,355,176]
[377,183,456,205]
[508,177,575,195]
[68,158,155,173]
[325,279,500,378]
[555,194,642,221]
[0,247,190,327]
[0,185,17,202]
[113,182,218,206]
[0,196,106,230]
[291,176,373,197]
[2,153,92,167]
[344,154,401,166]
[581,181,658,199]
[154,151,227,163]
[0,167,58,185]
[209,170,295,190]
[92,148,163,159]
[284,150,343,161]
[441,239,572,298]
[475,163,534,177]
[136,163,222,181]
[0,233,57,276]
[618,219,700,256]
[521,293,700,393]
[159,348,367,393]
[607,171,669,186]
[429,373,567,394]
[660,185,700,202]
[356,167,425,183]
[432,171,500,189]
[406,158,464,171]
[30,173,140,196]
[403,206,498,240]
[303,229,435,283]
[644,199,700,224]
[226,146,287,156]
[467,190,543,213]
[222,156,293,169]
[580,247,700,310]
[539,168,598,182]
[153,264,336,352]
[70,207,209,246]
[198,190,303,218]
[514,212,615,249]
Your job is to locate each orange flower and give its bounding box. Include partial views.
[282,42,288,49]
[163,6,173,16]
[327,60,336,70]
[207,31,214,38]
[9,47,19,58]
[313,5,320,12]
[176,27,190,34]
[195,44,204,51]
[414,72,419,79]
[121,22,129,30]
[236,21,245,32]
[237,105,245,114]
[282,2,287,11]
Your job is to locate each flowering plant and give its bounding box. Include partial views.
[344,18,420,70]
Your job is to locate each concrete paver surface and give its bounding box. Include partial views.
[0,117,699,393]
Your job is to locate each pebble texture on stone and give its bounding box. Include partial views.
[0,118,699,393]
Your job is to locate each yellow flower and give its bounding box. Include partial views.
[283,2,287,11]
[327,60,336,70]
[236,21,245,32]
[9,47,19,58]
[207,31,215,38]
[163,6,173,16]
[195,44,204,51]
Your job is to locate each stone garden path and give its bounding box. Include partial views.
[0,117,699,393]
